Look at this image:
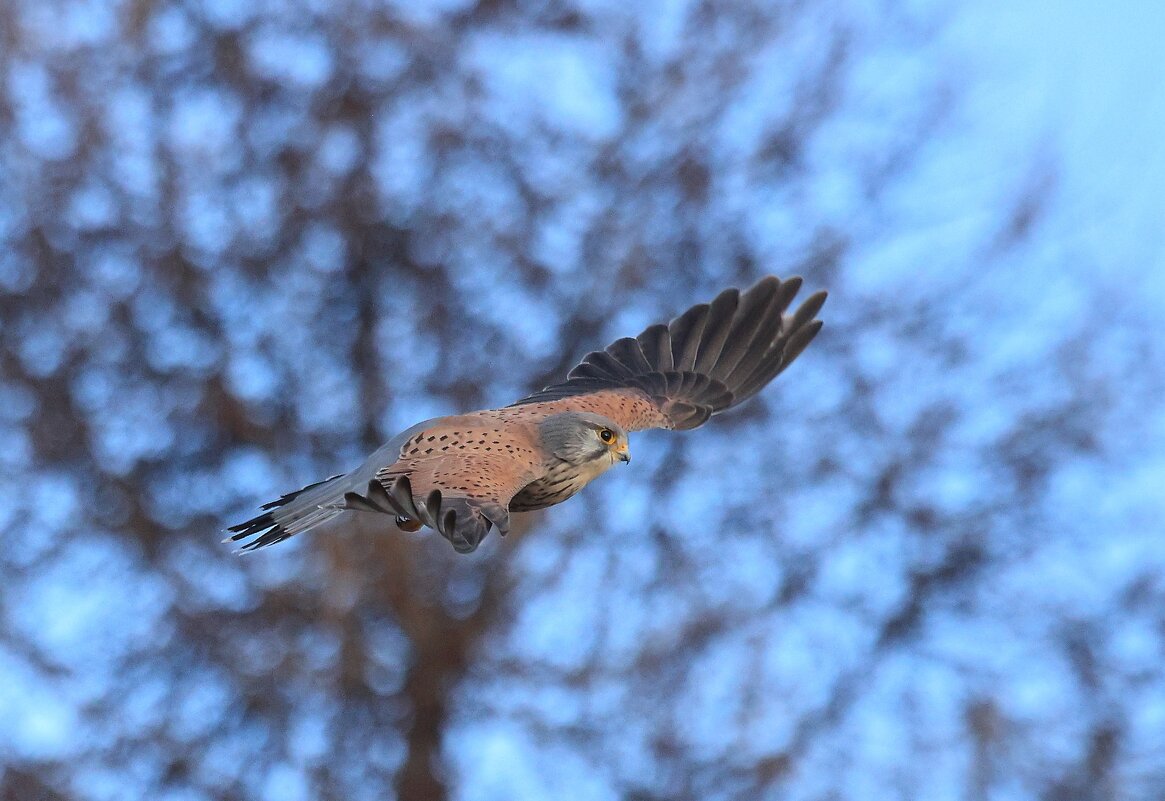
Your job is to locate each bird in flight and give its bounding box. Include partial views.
[227,276,827,554]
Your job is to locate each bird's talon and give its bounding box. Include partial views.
[395,516,422,532]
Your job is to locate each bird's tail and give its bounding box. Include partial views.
[225,422,438,551]
[224,472,352,551]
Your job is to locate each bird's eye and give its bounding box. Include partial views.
[599,428,614,443]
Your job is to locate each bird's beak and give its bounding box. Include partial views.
[616,445,631,464]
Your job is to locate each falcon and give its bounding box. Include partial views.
[227,276,827,553]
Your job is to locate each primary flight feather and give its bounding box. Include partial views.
[227,276,827,553]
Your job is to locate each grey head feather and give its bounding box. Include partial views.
[538,412,627,465]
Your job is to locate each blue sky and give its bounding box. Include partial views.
[949,3,1164,288]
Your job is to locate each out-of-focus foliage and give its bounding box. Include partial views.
[1,1,1163,800]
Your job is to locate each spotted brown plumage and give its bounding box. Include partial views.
[226,275,827,554]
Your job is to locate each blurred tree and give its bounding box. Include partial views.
[1,1,1163,801]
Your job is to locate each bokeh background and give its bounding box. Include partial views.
[2,1,1164,799]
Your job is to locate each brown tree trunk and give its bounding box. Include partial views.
[395,625,465,801]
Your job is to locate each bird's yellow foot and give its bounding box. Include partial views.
[395,516,422,532]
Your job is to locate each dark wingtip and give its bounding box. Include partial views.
[778,319,824,374]
[790,290,828,328]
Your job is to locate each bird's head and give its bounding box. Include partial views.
[539,412,631,467]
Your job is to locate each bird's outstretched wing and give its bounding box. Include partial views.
[512,275,826,431]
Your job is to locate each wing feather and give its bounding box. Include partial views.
[636,324,674,372]
[691,287,740,375]
[605,337,654,375]
[512,275,827,431]
[669,303,710,371]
